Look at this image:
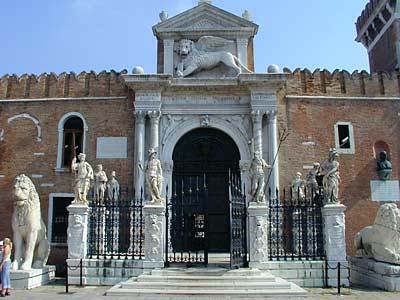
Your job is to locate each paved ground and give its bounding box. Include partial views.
[7,281,400,300]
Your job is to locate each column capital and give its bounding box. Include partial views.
[134,111,146,124]
[163,39,175,47]
[148,110,161,121]
[251,110,264,123]
[236,38,249,46]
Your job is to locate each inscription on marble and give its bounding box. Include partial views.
[97,137,128,159]
[371,180,400,202]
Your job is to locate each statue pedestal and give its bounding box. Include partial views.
[350,257,400,291]
[10,266,55,289]
[321,203,349,286]
[67,204,89,259]
[143,204,165,270]
[248,203,269,268]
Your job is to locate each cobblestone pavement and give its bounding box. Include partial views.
[7,282,400,300]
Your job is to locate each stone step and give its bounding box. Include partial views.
[135,274,277,282]
[151,267,263,277]
[106,285,307,297]
[121,279,292,290]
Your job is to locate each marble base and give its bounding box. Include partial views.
[10,266,55,289]
[350,257,400,291]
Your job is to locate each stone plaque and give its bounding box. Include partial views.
[370,180,400,202]
[96,137,128,159]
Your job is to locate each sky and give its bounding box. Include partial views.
[0,0,370,76]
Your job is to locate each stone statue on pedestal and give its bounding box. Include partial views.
[292,172,305,201]
[140,148,164,204]
[107,171,120,202]
[11,175,50,270]
[94,164,108,204]
[249,151,271,203]
[377,151,392,181]
[321,148,340,204]
[71,153,94,205]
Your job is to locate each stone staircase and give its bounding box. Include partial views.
[106,267,307,297]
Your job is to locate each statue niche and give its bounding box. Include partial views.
[175,36,251,78]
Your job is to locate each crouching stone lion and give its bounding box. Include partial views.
[354,203,400,265]
[12,174,50,270]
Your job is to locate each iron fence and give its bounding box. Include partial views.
[268,187,325,261]
[87,189,144,259]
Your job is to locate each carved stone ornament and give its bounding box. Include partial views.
[67,215,85,259]
[253,216,268,261]
[355,203,400,265]
[200,115,210,127]
[175,36,252,77]
[11,174,50,270]
[148,214,161,261]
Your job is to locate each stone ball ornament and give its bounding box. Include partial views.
[267,64,280,73]
[132,66,145,75]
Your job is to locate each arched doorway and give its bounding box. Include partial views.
[172,128,240,254]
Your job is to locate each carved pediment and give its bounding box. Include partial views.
[153,2,258,36]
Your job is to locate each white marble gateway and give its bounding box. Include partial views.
[371,180,400,202]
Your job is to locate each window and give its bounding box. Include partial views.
[48,194,74,245]
[334,122,355,154]
[63,117,83,167]
[56,112,88,172]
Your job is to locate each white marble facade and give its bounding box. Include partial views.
[127,76,284,201]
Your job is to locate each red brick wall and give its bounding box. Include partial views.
[278,85,400,255]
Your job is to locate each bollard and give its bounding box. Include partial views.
[338,262,341,295]
[80,259,83,287]
[65,261,69,294]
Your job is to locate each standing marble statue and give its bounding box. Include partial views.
[306,162,320,199]
[140,148,164,204]
[321,148,340,203]
[107,171,120,201]
[292,172,305,201]
[94,164,108,204]
[71,153,94,205]
[249,151,271,203]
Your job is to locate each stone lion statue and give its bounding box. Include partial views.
[11,174,50,270]
[176,36,251,77]
[354,203,400,265]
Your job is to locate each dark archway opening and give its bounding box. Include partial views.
[172,128,240,252]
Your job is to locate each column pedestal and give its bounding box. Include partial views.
[143,204,165,270]
[321,203,349,286]
[67,204,89,259]
[248,203,269,268]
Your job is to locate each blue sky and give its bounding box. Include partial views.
[0,0,370,76]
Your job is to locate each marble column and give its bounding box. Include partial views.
[149,110,161,151]
[251,110,263,154]
[163,39,174,75]
[236,38,248,68]
[267,110,279,197]
[134,111,146,198]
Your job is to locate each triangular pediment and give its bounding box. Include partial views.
[153,3,258,37]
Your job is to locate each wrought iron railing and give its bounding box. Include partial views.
[87,190,144,259]
[268,187,325,261]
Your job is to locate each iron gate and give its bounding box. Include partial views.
[229,171,248,268]
[165,175,209,266]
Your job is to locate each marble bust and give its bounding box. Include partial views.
[377,151,392,181]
